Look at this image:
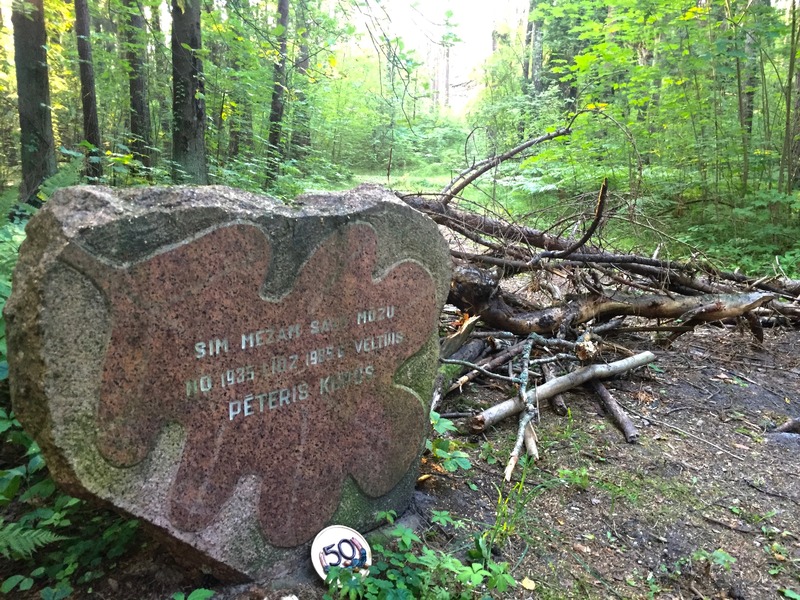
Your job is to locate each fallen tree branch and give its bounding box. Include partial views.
[431,338,487,412]
[505,334,540,480]
[447,341,526,393]
[533,178,608,262]
[589,381,639,443]
[440,358,520,384]
[471,352,657,433]
[543,363,568,416]
[401,194,800,301]
[775,417,800,434]
[449,264,775,336]
[439,127,572,205]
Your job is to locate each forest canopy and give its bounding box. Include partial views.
[0,0,799,276]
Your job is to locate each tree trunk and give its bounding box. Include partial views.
[522,1,533,84]
[264,0,290,186]
[171,0,208,184]
[12,0,56,203]
[74,0,102,181]
[780,0,798,196]
[122,0,152,169]
[290,0,310,157]
[523,0,544,94]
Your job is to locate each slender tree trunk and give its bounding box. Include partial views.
[171,0,208,184]
[780,0,798,196]
[74,0,102,180]
[444,46,450,108]
[290,0,311,157]
[121,0,152,169]
[522,2,533,84]
[12,0,56,203]
[265,0,290,186]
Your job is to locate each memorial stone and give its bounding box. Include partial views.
[4,184,450,581]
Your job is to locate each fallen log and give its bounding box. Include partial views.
[471,352,656,433]
[449,264,775,336]
[775,417,800,434]
[402,194,800,301]
[589,380,639,443]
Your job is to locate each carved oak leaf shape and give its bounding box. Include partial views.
[61,222,437,547]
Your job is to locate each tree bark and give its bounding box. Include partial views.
[265,0,290,185]
[290,0,311,157]
[471,352,657,432]
[448,264,775,336]
[12,0,56,203]
[589,381,639,443]
[524,0,544,93]
[172,0,208,184]
[74,0,102,180]
[121,0,152,169]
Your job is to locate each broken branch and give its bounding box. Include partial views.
[471,352,657,433]
[589,380,639,443]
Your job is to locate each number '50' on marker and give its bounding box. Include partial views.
[310,525,372,581]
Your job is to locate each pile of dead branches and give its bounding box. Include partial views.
[396,127,800,480]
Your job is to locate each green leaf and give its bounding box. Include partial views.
[430,411,457,435]
[40,582,73,600]
[2,574,25,593]
[0,519,67,559]
[187,589,216,600]
[20,479,56,502]
[780,590,800,600]
[431,510,456,527]
[58,146,83,159]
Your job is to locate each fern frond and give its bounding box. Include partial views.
[0,519,67,560]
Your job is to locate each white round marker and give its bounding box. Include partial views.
[310,525,372,581]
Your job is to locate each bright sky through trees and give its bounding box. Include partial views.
[348,0,524,113]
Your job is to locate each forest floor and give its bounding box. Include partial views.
[59,325,798,600]
[412,325,800,600]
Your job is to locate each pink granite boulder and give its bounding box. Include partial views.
[4,184,450,582]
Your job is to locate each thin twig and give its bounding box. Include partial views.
[440,358,520,383]
[440,127,573,205]
[622,403,745,462]
[505,334,541,480]
[531,178,608,262]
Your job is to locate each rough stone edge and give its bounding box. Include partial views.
[4,184,451,582]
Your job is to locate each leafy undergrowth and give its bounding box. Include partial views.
[0,402,143,599]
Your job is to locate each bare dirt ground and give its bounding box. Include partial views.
[4,326,799,600]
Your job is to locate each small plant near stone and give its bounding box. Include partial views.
[426,411,472,473]
[0,407,141,598]
[690,547,737,573]
[728,503,777,525]
[171,589,215,600]
[478,441,499,465]
[557,466,591,491]
[0,220,26,381]
[324,512,515,599]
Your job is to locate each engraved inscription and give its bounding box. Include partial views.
[62,223,438,548]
